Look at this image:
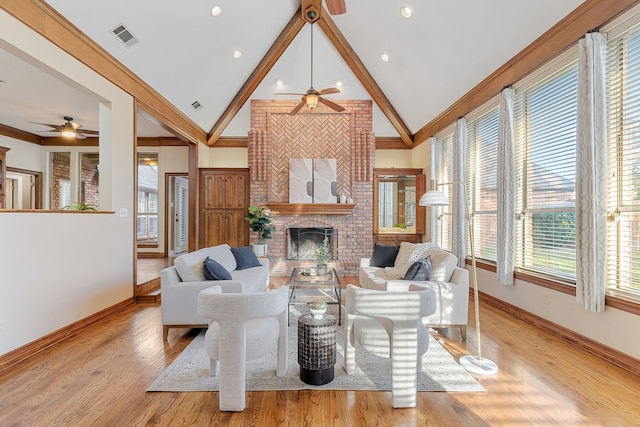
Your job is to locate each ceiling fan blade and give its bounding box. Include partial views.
[318,87,340,95]
[289,100,307,116]
[325,0,346,15]
[29,121,62,130]
[319,97,345,112]
[75,132,87,140]
[78,129,99,135]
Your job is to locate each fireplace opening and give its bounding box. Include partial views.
[287,227,337,261]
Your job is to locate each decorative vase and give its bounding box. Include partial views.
[316,265,328,275]
[310,307,327,320]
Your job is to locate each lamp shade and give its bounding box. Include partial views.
[418,190,450,206]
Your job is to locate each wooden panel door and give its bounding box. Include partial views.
[199,169,250,248]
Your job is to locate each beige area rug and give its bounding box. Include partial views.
[147,311,485,393]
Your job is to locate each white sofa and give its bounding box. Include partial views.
[359,244,469,339]
[161,244,270,340]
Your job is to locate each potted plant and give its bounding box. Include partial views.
[315,236,331,275]
[307,301,327,319]
[245,205,275,257]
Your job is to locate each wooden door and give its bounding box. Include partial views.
[199,169,250,248]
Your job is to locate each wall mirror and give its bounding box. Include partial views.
[373,168,425,243]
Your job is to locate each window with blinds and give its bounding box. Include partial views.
[606,23,640,299]
[432,132,454,251]
[514,60,579,280]
[466,106,499,262]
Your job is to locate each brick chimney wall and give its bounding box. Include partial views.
[248,99,375,276]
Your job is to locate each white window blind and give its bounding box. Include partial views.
[606,23,640,299]
[466,106,499,262]
[433,132,454,251]
[514,60,579,280]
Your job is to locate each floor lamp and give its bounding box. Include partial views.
[419,181,498,375]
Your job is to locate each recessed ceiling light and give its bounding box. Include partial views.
[211,6,222,16]
[233,50,242,59]
[400,7,412,18]
[335,80,343,87]
[276,79,284,86]
[380,53,389,62]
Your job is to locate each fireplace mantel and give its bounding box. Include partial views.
[266,203,355,215]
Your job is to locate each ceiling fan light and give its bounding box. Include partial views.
[62,123,76,137]
[306,94,319,109]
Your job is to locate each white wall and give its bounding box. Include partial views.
[0,136,43,172]
[0,10,135,355]
[374,149,412,168]
[475,268,640,359]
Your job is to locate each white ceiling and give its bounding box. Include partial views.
[0,0,584,140]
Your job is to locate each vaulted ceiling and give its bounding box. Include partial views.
[0,0,593,146]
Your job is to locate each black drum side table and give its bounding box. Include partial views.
[297,314,337,385]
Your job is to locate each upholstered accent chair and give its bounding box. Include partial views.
[344,284,437,408]
[196,285,289,411]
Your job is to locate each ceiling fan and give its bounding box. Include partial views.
[276,20,345,116]
[30,116,99,139]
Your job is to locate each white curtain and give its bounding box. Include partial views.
[452,118,467,267]
[497,88,516,285]
[429,136,437,241]
[576,32,607,312]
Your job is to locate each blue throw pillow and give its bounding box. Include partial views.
[370,243,400,267]
[230,246,262,270]
[403,256,432,281]
[203,256,232,280]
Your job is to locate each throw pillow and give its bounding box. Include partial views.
[203,256,232,280]
[403,256,432,281]
[424,248,458,281]
[370,243,400,267]
[384,242,432,279]
[230,246,262,270]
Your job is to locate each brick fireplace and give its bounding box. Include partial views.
[248,99,375,276]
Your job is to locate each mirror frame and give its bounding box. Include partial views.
[373,168,425,236]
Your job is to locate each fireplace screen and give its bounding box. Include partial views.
[287,227,337,261]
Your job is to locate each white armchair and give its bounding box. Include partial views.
[344,284,437,408]
[196,285,289,412]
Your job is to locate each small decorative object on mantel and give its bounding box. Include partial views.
[245,205,275,257]
[315,236,331,275]
[307,301,327,319]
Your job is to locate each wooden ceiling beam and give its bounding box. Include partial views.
[317,10,414,147]
[207,8,306,146]
[0,123,42,145]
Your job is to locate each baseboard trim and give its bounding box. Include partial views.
[0,298,135,373]
[480,292,640,377]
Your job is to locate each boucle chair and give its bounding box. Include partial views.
[196,285,289,411]
[344,283,437,408]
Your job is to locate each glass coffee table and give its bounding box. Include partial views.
[288,267,342,325]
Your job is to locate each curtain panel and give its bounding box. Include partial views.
[497,88,516,286]
[575,32,607,312]
[452,118,467,268]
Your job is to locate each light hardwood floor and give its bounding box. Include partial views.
[1,276,639,426]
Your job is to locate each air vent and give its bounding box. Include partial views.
[111,23,139,48]
[191,101,202,110]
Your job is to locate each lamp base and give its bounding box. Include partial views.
[459,355,498,375]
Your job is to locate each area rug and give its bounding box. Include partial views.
[147,315,485,393]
